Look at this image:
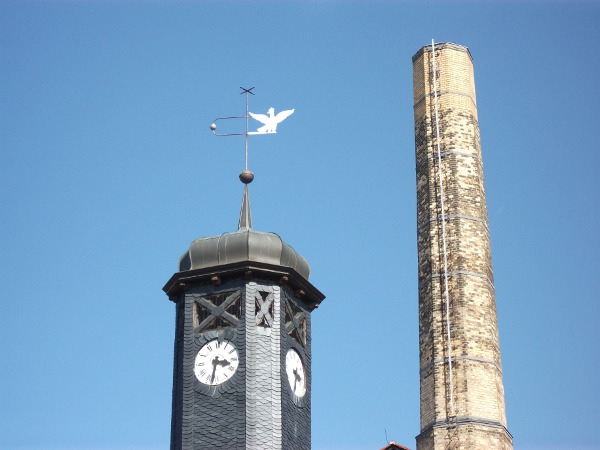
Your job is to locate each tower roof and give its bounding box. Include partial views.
[163,184,323,307]
[178,227,310,280]
[163,224,323,308]
[178,178,310,280]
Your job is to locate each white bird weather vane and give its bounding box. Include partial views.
[210,87,294,136]
[209,87,295,177]
[248,107,295,134]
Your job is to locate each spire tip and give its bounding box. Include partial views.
[238,185,252,230]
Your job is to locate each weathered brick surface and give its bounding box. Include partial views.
[413,43,512,450]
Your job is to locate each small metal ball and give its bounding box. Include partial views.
[210,123,217,131]
[239,170,254,184]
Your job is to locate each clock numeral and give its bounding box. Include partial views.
[215,341,221,348]
[231,357,238,362]
[207,344,212,351]
[199,369,206,376]
[196,362,205,366]
[228,366,234,372]
[228,348,235,354]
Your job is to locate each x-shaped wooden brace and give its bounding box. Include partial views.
[285,301,307,345]
[194,291,241,332]
[255,291,274,328]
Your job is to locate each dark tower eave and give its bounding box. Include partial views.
[163,260,325,310]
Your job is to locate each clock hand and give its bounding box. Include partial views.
[210,356,219,383]
[293,368,302,382]
[292,368,303,392]
[210,356,232,383]
[215,356,230,367]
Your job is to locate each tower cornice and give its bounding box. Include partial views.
[163,260,325,310]
[412,41,473,63]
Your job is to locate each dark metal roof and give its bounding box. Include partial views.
[164,184,323,308]
[178,228,311,281]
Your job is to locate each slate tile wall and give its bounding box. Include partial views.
[245,282,282,449]
[169,279,312,449]
[281,288,311,450]
[171,282,247,449]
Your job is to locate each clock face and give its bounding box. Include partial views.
[194,339,239,386]
[285,348,306,397]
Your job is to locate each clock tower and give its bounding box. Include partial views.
[163,93,324,449]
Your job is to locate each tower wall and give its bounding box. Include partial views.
[171,282,247,449]
[412,42,512,450]
[168,275,313,450]
[245,282,283,449]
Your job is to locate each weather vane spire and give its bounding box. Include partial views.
[209,87,295,230]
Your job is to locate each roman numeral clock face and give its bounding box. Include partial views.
[194,339,239,386]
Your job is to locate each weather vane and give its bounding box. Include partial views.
[210,87,295,186]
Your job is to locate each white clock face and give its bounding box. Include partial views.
[285,348,306,397]
[194,339,239,386]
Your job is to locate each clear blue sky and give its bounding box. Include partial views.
[1,1,598,449]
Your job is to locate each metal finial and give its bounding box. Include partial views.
[239,170,254,184]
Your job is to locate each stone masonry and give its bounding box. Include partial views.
[412,42,512,450]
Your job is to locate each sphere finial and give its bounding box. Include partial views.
[239,170,254,184]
